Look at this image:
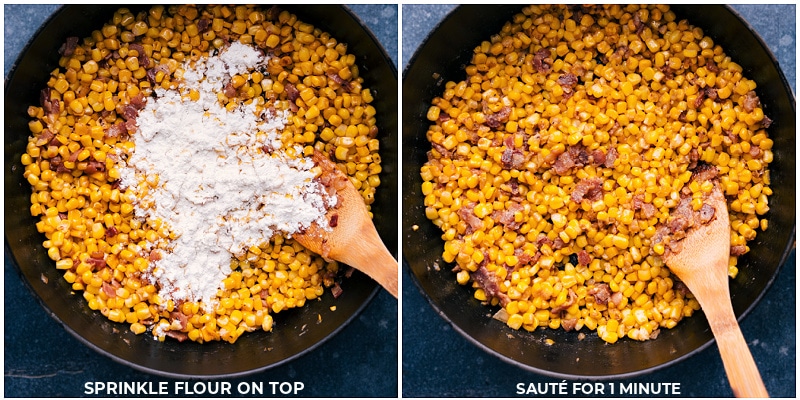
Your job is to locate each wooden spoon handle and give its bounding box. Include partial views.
[334,223,398,298]
[705,301,769,397]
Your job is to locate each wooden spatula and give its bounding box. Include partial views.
[660,182,768,397]
[293,151,398,298]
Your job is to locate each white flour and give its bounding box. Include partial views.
[119,42,332,311]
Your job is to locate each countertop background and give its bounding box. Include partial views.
[402,4,796,398]
[4,4,398,398]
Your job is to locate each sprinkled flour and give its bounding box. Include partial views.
[119,41,333,310]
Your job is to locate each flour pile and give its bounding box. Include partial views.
[119,42,333,310]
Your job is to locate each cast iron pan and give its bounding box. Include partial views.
[5,5,397,378]
[403,5,795,379]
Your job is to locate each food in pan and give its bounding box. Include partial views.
[22,5,383,343]
[421,4,773,343]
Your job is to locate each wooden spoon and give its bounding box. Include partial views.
[660,182,767,397]
[293,151,398,298]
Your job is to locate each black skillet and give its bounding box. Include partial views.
[5,4,397,378]
[402,4,795,379]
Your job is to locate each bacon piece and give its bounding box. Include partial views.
[552,145,591,174]
[327,68,352,91]
[146,64,170,85]
[485,106,511,130]
[129,93,147,110]
[562,318,578,331]
[577,250,591,267]
[571,177,603,203]
[705,59,720,73]
[761,115,773,128]
[500,134,525,169]
[38,128,55,145]
[102,282,117,298]
[632,12,645,35]
[42,96,61,119]
[129,43,150,69]
[557,73,578,88]
[223,81,236,98]
[197,18,211,33]
[472,262,510,306]
[49,155,69,173]
[284,82,300,112]
[329,214,339,228]
[532,48,551,74]
[730,245,748,256]
[331,282,344,298]
[87,254,107,270]
[85,161,106,174]
[58,36,79,57]
[742,91,760,112]
[588,283,611,305]
[698,203,715,224]
[604,147,618,168]
[165,330,189,342]
[551,289,577,313]
[105,226,118,238]
[149,249,162,261]
[105,122,127,138]
[491,202,524,231]
[170,311,189,330]
[457,202,483,234]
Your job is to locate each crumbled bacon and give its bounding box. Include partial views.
[457,202,483,234]
[129,43,150,69]
[87,253,107,269]
[472,263,510,306]
[577,250,591,267]
[571,177,603,203]
[551,289,577,313]
[197,18,211,33]
[730,245,748,256]
[105,226,118,238]
[742,91,760,113]
[85,161,106,174]
[532,48,552,74]
[705,59,720,73]
[165,330,189,342]
[652,164,721,255]
[698,203,715,224]
[102,282,118,298]
[632,12,645,34]
[170,311,189,330]
[331,282,343,298]
[500,134,526,169]
[588,283,611,305]
[49,155,70,173]
[129,93,147,110]
[40,88,60,117]
[223,81,236,98]
[149,249,162,261]
[694,86,718,108]
[105,122,127,138]
[491,202,524,231]
[485,106,511,130]
[329,214,339,228]
[327,69,352,91]
[58,36,79,57]
[146,64,170,85]
[284,82,300,112]
[557,73,578,88]
[561,318,578,331]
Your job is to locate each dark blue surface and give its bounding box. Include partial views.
[4,4,398,398]
[402,4,796,398]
